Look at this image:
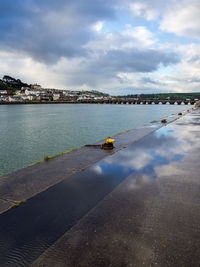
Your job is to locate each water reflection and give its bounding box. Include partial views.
[0,117,200,266]
[93,126,185,181]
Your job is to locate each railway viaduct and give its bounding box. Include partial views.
[78,99,196,105]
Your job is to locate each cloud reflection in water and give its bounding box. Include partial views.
[91,125,187,184]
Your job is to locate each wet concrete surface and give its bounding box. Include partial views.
[30,109,200,267]
[0,118,167,215]
[0,199,13,214]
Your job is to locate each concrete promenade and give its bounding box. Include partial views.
[32,109,200,267]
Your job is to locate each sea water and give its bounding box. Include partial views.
[0,103,187,175]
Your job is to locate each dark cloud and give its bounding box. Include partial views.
[188,55,200,63]
[189,79,200,83]
[141,77,162,85]
[0,0,179,69]
[0,0,118,63]
[89,49,179,74]
[62,49,179,88]
[0,0,181,93]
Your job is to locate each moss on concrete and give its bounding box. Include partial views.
[44,148,78,161]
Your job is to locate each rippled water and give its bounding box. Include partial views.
[0,103,187,175]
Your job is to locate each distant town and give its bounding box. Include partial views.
[0,75,200,104]
[0,75,110,103]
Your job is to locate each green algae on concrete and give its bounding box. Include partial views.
[27,148,80,167]
[27,161,42,167]
[11,199,27,209]
[44,148,78,161]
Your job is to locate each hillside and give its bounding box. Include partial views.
[0,75,29,93]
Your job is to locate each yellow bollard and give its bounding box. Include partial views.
[102,137,115,150]
[161,118,167,123]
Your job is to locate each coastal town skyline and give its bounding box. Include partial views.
[0,0,200,95]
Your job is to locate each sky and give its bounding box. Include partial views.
[0,0,200,95]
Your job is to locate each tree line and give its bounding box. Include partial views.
[0,75,29,93]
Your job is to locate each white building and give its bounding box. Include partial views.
[15,90,22,95]
[25,89,42,96]
[8,96,18,102]
[21,95,37,101]
[0,96,7,102]
[53,93,60,101]
[0,90,7,95]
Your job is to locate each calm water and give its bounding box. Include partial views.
[0,103,187,176]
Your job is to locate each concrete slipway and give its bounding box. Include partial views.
[0,108,200,266]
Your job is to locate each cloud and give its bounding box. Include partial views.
[91,21,104,32]
[128,0,167,21]
[141,77,163,85]
[92,165,103,175]
[122,151,153,171]
[88,48,179,74]
[0,0,118,63]
[130,0,200,41]
[51,48,179,91]
[0,0,199,94]
[151,43,200,92]
[0,50,64,87]
[86,26,158,51]
[129,2,158,21]
[154,163,185,178]
[160,0,200,40]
